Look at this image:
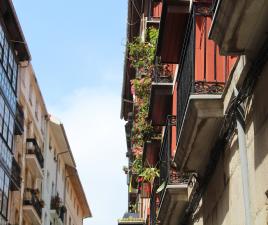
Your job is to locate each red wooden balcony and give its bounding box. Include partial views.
[156,0,191,63]
[174,4,237,175]
[149,64,176,126]
[155,116,190,225]
[145,0,162,21]
[143,138,161,168]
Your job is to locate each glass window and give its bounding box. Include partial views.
[2,40,8,71]
[0,168,4,212]
[2,175,9,217]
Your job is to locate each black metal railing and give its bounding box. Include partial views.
[153,63,174,83]
[158,116,191,204]
[176,5,225,138]
[150,178,160,225]
[10,158,21,191]
[23,188,43,218]
[26,138,44,169]
[51,195,66,223]
[14,103,24,135]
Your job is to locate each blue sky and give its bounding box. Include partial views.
[13,1,128,224]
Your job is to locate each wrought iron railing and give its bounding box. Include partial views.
[26,138,44,169]
[152,63,173,83]
[10,158,21,191]
[176,5,225,138]
[51,195,66,222]
[14,103,24,135]
[23,188,43,218]
[157,116,191,205]
[150,178,160,225]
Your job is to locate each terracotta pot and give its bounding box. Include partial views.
[140,182,151,198]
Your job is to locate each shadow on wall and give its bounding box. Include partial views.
[253,62,268,170]
[202,134,248,225]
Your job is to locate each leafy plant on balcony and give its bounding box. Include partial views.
[128,28,159,156]
[131,157,159,185]
[131,156,143,175]
[139,166,159,183]
[128,28,158,76]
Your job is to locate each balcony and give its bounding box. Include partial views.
[118,213,145,225]
[50,195,66,225]
[209,0,268,56]
[23,188,43,225]
[156,0,190,63]
[14,103,24,135]
[26,139,44,178]
[149,65,174,126]
[143,138,161,168]
[174,4,226,175]
[10,158,21,191]
[156,116,189,225]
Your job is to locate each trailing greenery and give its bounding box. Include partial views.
[128,28,158,76]
[128,27,159,152]
[128,27,160,185]
[139,166,160,183]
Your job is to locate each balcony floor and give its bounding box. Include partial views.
[50,210,63,225]
[175,94,223,176]
[25,154,43,178]
[158,184,188,225]
[23,205,42,225]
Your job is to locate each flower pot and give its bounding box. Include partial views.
[140,182,151,198]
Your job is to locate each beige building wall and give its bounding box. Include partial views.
[191,59,268,225]
[43,117,91,225]
[9,63,48,225]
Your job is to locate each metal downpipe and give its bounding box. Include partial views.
[234,87,252,225]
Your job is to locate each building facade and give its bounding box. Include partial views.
[0,1,92,225]
[120,0,268,225]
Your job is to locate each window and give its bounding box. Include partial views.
[68,216,71,225]
[1,174,9,218]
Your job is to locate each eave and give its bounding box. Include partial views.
[209,0,268,58]
[120,0,143,120]
[0,0,31,61]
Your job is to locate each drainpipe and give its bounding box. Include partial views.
[234,87,252,225]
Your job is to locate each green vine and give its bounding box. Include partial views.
[128,27,160,183]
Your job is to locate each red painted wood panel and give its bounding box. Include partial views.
[195,15,227,83]
[152,2,162,18]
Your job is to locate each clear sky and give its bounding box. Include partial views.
[13,1,128,224]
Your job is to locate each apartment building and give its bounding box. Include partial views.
[0,1,92,225]
[120,0,268,225]
[42,116,91,225]
[0,1,30,225]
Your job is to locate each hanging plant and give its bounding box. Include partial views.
[131,156,143,175]
[139,167,160,183]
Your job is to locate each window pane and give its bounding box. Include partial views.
[2,123,7,141]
